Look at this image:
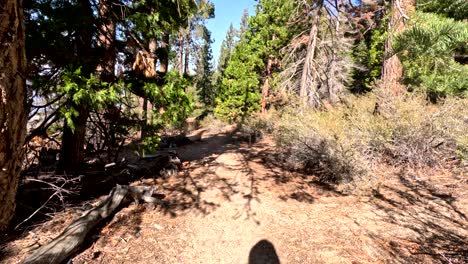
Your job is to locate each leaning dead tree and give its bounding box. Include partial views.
[280,0,355,109]
[299,0,324,109]
[22,184,162,264]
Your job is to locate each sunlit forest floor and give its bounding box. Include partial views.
[1,127,467,263]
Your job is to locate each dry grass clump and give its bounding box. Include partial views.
[363,93,468,166]
[198,113,229,132]
[252,92,467,189]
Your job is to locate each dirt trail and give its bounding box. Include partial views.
[2,128,467,263]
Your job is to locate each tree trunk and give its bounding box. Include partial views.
[159,33,169,74]
[58,104,89,173]
[97,0,116,83]
[0,0,27,232]
[184,34,190,75]
[179,31,184,74]
[299,0,323,109]
[22,185,162,264]
[261,57,273,114]
[58,0,94,173]
[381,0,415,95]
[141,98,148,139]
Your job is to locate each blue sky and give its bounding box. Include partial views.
[206,0,257,66]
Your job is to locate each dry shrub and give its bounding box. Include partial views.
[199,113,229,132]
[272,105,370,185]
[260,92,467,189]
[239,111,278,143]
[365,92,468,166]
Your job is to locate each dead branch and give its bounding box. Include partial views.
[21,184,162,264]
[15,182,66,230]
[395,0,410,20]
[15,177,80,230]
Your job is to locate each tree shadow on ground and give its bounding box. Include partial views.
[366,169,467,263]
[161,131,347,220]
[238,143,345,202]
[153,130,349,227]
[0,131,358,262]
[177,132,239,162]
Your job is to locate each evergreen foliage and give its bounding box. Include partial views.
[193,25,215,106]
[213,24,237,89]
[19,0,468,168]
[417,0,468,21]
[215,0,295,121]
[23,0,214,169]
[352,15,387,92]
[214,40,261,122]
[394,12,468,98]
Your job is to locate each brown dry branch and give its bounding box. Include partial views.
[21,184,161,264]
[14,177,77,230]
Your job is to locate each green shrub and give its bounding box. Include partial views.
[395,12,468,98]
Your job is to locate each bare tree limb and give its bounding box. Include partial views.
[21,184,162,264]
[395,0,410,20]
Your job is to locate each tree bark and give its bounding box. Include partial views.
[97,0,116,83]
[58,0,94,173]
[58,104,89,173]
[22,185,161,264]
[179,31,184,74]
[0,0,28,232]
[299,0,323,109]
[141,98,148,139]
[159,33,169,74]
[381,0,415,95]
[184,29,190,75]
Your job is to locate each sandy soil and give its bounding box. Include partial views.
[1,128,467,263]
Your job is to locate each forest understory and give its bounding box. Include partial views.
[1,0,467,263]
[1,124,466,264]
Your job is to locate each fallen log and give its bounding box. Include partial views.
[22,184,161,264]
[186,128,205,142]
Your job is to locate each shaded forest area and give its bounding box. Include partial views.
[0,0,467,263]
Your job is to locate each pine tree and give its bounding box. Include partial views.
[381,0,415,95]
[417,0,468,21]
[349,0,387,93]
[214,40,261,122]
[194,26,215,106]
[213,24,237,89]
[24,0,202,171]
[394,11,468,99]
[215,0,296,120]
[238,8,250,38]
[279,0,356,108]
[248,0,296,112]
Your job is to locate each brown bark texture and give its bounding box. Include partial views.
[159,33,169,73]
[97,0,116,82]
[59,104,89,173]
[58,0,94,173]
[381,0,415,95]
[299,1,323,109]
[179,31,184,74]
[184,32,190,75]
[0,0,28,232]
[22,185,161,264]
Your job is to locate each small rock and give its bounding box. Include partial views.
[154,224,164,230]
